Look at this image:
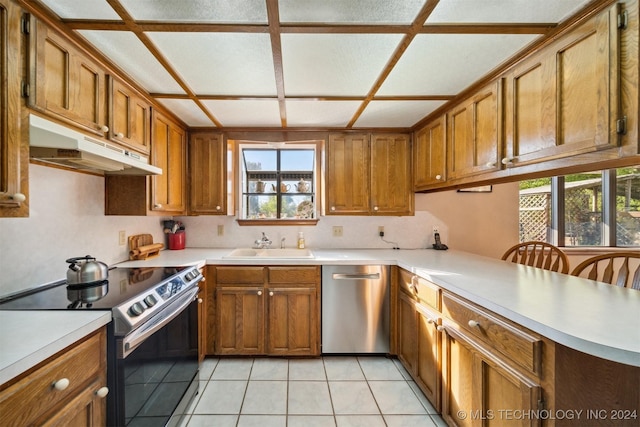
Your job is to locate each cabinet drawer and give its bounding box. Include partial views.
[398,269,440,310]
[0,329,104,426]
[268,266,320,284]
[216,267,264,284]
[442,292,542,376]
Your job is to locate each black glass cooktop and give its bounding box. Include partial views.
[0,267,187,310]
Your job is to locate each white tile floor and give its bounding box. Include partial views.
[180,356,447,427]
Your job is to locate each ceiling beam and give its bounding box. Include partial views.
[266,0,287,128]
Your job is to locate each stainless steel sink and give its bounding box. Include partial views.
[223,248,314,259]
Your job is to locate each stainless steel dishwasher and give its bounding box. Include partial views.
[322,265,390,354]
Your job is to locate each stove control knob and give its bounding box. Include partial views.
[129,302,145,317]
[144,294,158,307]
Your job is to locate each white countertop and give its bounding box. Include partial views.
[0,311,111,385]
[118,248,640,367]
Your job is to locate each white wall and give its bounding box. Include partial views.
[0,164,519,297]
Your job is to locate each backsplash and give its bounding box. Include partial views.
[0,164,517,297]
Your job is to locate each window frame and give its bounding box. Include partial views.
[236,141,320,226]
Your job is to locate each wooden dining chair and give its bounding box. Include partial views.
[501,241,570,274]
[570,252,640,290]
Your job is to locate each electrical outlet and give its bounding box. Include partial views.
[217,225,224,236]
[378,226,385,236]
[332,226,343,237]
[119,230,126,246]
[433,226,439,234]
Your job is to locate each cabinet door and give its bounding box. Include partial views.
[151,110,186,214]
[38,377,107,427]
[29,19,107,136]
[326,133,370,214]
[215,286,264,354]
[414,116,447,189]
[449,82,501,179]
[189,132,226,214]
[371,133,414,215]
[442,324,541,427]
[416,303,441,412]
[267,286,319,356]
[0,0,28,215]
[108,76,151,155]
[398,291,418,373]
[504,4,621,167]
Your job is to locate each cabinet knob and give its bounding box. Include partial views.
[116,132,124,138]
[52,378,70,391]
[468,320,480,328]
[95,386,109,398]
[427,318,435,324]
[435,174,442,180]
[269,291,274,296]
[216,205,221,210]
[436,325,445,332]
[501,157,514,166]
[331,206,336,211]
[200,277,206,282]
[10,193,26,203]
[373,206,379,211]
[100,125,109,133]
[486,162,496,168]
[198,298,203,303]
[257,290,262,296]
[154,204,162,209]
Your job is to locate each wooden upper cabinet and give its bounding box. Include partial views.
[370,133,413,215]
[326,133,370,214]
[327,133,413,216]
[189,132,226,215]
[413,115,447,190]
[28,18,108,137]
[108,76,151,155]
[151,109,186,214]
[448,81,502,179]
[504,3,622,167]
[0,0,28,216]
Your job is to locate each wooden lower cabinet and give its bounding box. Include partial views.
[441,323,542,427]
[210,266,320,356]
[0,328,108,427]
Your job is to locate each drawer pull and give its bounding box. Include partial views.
[468,320,480,328]
[95,386,109,398]
[52,378,70,391]
[257,290,263,296]
[269,291,274,296]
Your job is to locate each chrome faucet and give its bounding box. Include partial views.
[254,232,272,249]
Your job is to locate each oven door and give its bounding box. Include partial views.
[110,286,199,427]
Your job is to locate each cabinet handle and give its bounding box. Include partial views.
[10,193,26,203]
[373,206,379,211]
[257,290,263,296]
[436,325,445,332]
[501,157,514,166]
[52,378,70,391]
[95,386,109,398]
[200,277,206,282]
[485,162,496,168]
[269,291,274,296]
[331,206,336,211]
[216,205,221,210]
[427,318,435,324]
[468,320,480,328]
[100,125,109,133]
[116,132,124,138]
[154,204,162,209]
[198,298,203,303]
[435,174,442,180]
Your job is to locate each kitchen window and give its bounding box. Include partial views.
[238,143,318,224]
[518,167,640,247]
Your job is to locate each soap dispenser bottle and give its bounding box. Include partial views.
[297,232,305,249]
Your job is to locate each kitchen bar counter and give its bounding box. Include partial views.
[117,248,640,367]
[0,310,111,385]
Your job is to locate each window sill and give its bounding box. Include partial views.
[237,219,319,226]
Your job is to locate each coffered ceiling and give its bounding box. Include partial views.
[29,0,596,130]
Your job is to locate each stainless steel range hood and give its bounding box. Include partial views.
[29,114,162,175]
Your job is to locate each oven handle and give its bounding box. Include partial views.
[119,286,199,359]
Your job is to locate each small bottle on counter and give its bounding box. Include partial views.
[297,232,305,249]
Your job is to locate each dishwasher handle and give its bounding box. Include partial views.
[332,273,381,280]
